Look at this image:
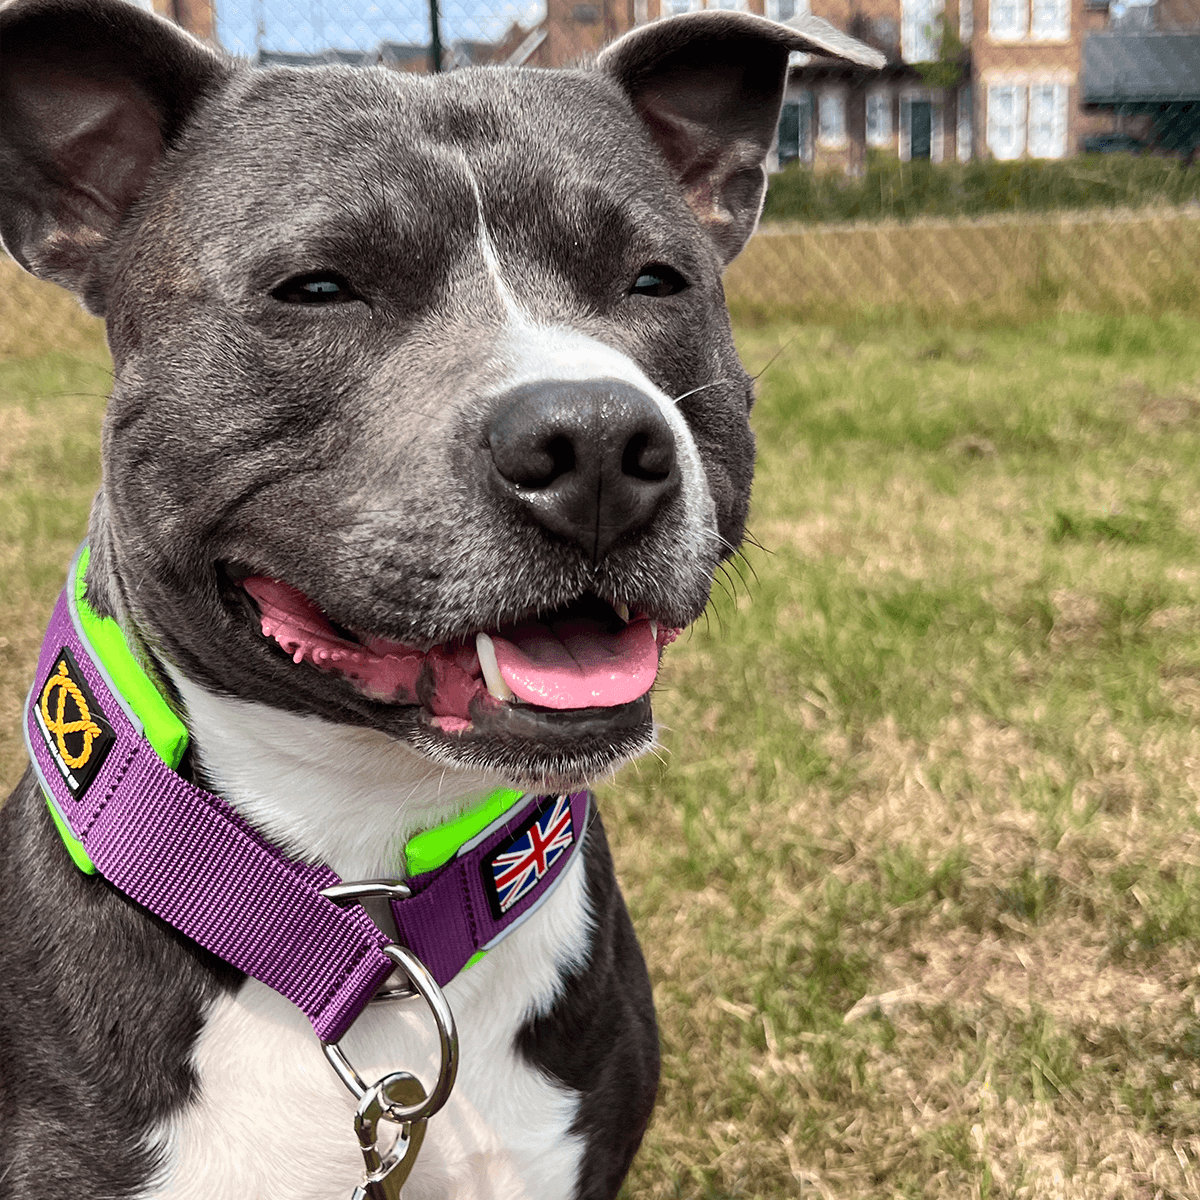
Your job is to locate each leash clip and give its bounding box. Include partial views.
[350,1072,429,1200]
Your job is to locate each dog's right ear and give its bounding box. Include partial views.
[0,0,229,315]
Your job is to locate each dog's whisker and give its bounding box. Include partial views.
[749,334,799,382]
[670,378,731,406]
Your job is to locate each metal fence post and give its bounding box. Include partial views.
[429,0,443,73]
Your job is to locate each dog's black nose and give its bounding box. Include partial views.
[487,378,680,560]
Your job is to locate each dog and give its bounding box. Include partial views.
[0,2,872,1196]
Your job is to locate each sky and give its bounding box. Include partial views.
[212,0,545,56]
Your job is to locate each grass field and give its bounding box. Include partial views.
[3,256,1200,1199]
[727,207,1200,326]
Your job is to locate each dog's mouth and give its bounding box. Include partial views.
[240,575,679,740]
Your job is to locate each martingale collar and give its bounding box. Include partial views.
[24,543,590,1043]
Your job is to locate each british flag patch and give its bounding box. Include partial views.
[485,793,575,916]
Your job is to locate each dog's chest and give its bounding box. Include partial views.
[145,683,592,1200]
[151,863,591,1200]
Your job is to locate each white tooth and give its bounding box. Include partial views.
[614,601,630,623]
[649,621,658,641]
[476,632,515,702]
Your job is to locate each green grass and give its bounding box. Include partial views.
[4,262,1200,1198]
[763,153,1200,225]
[606,313,1200,1197]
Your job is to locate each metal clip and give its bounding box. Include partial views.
[350,1073,428,1200]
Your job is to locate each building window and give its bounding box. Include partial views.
[707,0,751,9]
[767,0,806,18]
[989,0,1026,37]
[957,83,973,160]
[1027,82,1068,156]
[960,0,974,41]
[1030,0,1069,37]
[818,90,847,146]
[779,102,801,163]
[866,91,892,146]
[987,84,1026,158]
[777,94,813,164]
[902,0,943,61]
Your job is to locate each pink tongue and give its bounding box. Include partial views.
[490,618,659,710]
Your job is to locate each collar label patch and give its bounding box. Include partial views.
[484,792,576,917]
[33,645,115,799]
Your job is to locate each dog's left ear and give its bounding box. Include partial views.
[598,12,880,265]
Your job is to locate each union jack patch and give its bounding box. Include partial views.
[485,793,575,916]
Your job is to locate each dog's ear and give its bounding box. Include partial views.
[0,0,229,315]
[598,12,881,265]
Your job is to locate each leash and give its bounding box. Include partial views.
[24,542,591,1198]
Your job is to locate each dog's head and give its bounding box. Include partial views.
[1,0,853,789]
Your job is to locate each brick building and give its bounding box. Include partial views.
[519,0,1199,164]
[150,0,1197,163]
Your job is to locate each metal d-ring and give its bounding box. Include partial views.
[320,942,459,1126]
[320,878,416,1002]
[319,878,413,905]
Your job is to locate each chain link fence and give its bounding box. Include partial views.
[4,0,1199,330]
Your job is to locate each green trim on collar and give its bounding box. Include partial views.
[404,787,523,875]
[40,544,191,877]
[46,799,96,875]
[71,546,189,769]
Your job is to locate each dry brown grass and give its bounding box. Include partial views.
[725,208,1200,325]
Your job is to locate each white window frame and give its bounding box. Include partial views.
[902,0,944,62]
[1030,0,1069,38]
[866,89,893,147]
[817,88,848,148]
[957,83,973,161]
[989,0,1027,38]
[987,83,1027,159]
[1027,81,1068,156]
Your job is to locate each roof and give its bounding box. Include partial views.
[783,11,887,70]
[377,41,429,66]
[1083,33,1200,103]
[257,48,372,68]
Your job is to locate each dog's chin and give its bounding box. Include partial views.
[406,693,656,790]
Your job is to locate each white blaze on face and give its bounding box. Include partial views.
[456,151,719,562]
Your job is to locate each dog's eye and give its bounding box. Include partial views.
[630,265,688,298]
[271,273,359,305]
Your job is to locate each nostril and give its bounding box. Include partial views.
[488,403,578,488]
[622,429,673,483]
[497,433,575,489]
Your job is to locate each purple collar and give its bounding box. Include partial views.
[24,552,590,1045]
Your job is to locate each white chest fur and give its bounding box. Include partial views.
[147,678,593,1200]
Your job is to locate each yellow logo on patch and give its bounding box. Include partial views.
[41,659,104,770]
